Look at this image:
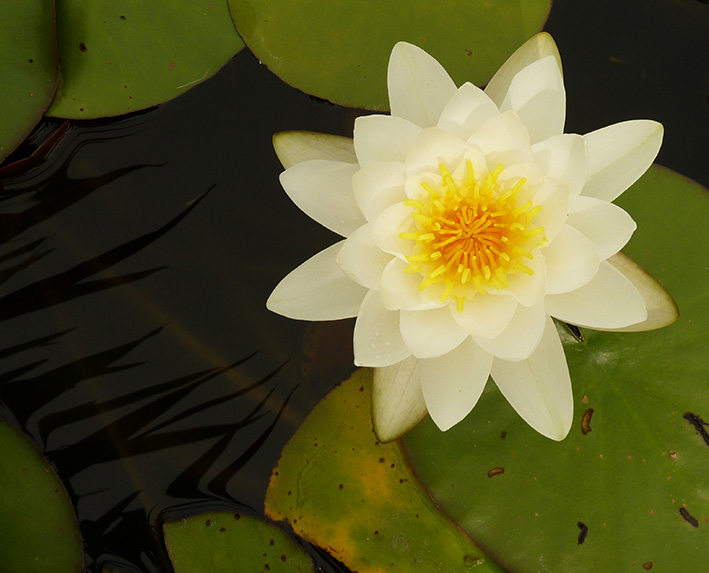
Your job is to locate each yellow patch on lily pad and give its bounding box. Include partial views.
[265,369,503,572]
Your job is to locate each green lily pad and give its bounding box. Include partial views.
[402,165,709,571]
[0,420,83,572]
[0,1,59,162]
[229,0,551,110]
[48,0,244,118]
[164,512,314,572]
[265,369,504,572]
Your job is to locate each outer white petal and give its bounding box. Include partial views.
[467,110,533,166]
[388,42,457,128]
[485,33,562,107]
[353,290,411,367]
[353,115,423,167]
[419,338,493,431]
[532,133,587,197]
[452,293,518,339]
[567,195,637,261]
[352,161,407,222]
[500,56,566,144]
[379,258,447,311]
[280,160,365,237]
[372,356,427,442]
[273,131,356,169]
[545,260,647,329]
[436,82,500,140]
[604,253,679,332]
[543,225,599,294]
[267,241,367,320]
[475,302,547,361]
[371,202,416,258]
[400,307,468,359]
[336,224,393,289]
[491,315,573,441]
[582,120,664,202]
[502,249,546,307]
[405,127,471,175]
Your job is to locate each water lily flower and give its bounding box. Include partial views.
[267,33,677,442]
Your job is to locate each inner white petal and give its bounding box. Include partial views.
[354,115,423,167]
[400,306,468,359]
[567,195,637,261]
[437,82,500,140]
[353,290,411,367]
[453,293,518,339]
[352,162,407,222]
[336,224,393,290]
[475,302,547,361]
[543,225,600,294]
[532,133,587,197]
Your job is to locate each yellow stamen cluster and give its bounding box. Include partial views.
[399,161,545,312]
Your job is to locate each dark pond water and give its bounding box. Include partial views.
[1,1,707,571]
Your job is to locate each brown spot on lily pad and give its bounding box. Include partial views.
[487,467,504,478]
[581,409,594,435]
[642,563,653,570]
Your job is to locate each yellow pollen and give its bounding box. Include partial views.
[399,161,545,310]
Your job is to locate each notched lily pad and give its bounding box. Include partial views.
[265,368,503,572]
[229,0,552,110]
[49,0,244,118]
[164,512,314,572]
[0,420,83,572]
[0,1,59,162]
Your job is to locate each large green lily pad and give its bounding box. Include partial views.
[229,0,551,110]
[265,369,504,572]
[402,165,709,571]
[48,0,244,118]
[164,512,314,572]
[0,420,83,572]
[0,1,58,162]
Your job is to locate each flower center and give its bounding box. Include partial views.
[399,161,545,312]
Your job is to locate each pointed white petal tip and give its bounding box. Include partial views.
[273,131,357,169]
[485,32,562,106]
[602,253,679,332]
[372,358,428,442]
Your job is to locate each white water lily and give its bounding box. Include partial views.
[267,33,677,442]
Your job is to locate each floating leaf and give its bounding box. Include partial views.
[48,0,244,118]
[265,369,504,572]
[164,512,314,572]
[229,0,551,110]
[0,1,59,162]
[402,165,709,571]
[0,420,83,572]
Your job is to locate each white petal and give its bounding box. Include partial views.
[603,253,679,332]
[545,260,647,329]
[437,82,500,140]
[280,160,365,237]
[502,249,546,307]
[530,176,569,243]
[467,110,533,167]
[353,115,423,167]
[388,42,457,128]
[475,302,547,361]
[532,133,587,197]
[453,293,518,339]
[582,120,664,202]
[567,195,637,261]
[405,127,471,175]
[353,290,411,367]
[267,241,367,320]
[371,202,416,258]
[379,258,447,311]
[485,33,562,107]
[400,307,468,359]
[500,56,566,144]
[273,131,356,168]
[491,315,573,441]
[419,338,493,431]
[352,161,407,222]
[336,224,393,289]
[372,356,428,442]
[543,225,599,294]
